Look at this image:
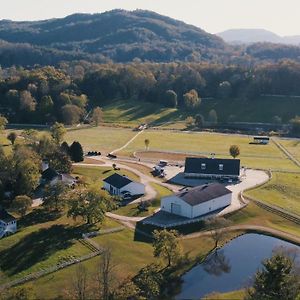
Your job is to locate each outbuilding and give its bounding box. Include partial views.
[103,173,145,197]
[161,183,232,218]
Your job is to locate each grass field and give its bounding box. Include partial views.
[65,126,136,154]
[102,96,300,126]
[119,130,299,171]
[278,138,300,160]
[0,210,100,284]
[103,99,180,126]
[72,165,140,186]
[246,172,300,216]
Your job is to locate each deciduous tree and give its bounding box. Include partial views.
[153,229,182,267]
[229,145,240,159]
[91,107,103,126]
[12,195,32,216]
[50,122,66,144]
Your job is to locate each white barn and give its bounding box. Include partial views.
[103,173,145,197]
[0,208,17,238]
[161,183,232,219]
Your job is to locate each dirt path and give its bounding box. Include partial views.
[110,130,144,155]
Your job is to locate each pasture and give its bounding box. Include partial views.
[65,126,136,154]
[120,130,299,171]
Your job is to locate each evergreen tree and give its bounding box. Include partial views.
[69,141,84,162]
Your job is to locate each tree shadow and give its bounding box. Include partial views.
[0,224,88,275]
[19,209,62,228]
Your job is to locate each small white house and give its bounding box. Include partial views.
[103,173,145,197]
[161,183,232,219]
[0,208,17,238]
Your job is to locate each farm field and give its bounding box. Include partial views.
[277,138,300,160]
[65,126,136,154]
[246,172,300,216]
[120,130,299,171]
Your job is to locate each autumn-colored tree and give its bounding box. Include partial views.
[91,107,103,126]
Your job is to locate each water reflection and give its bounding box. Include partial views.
[202,250,231,276]
[175,234,300,300]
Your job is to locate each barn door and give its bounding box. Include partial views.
[171,203,181,215]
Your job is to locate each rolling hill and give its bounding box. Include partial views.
[0,10,230,66]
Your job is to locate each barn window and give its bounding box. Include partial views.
[219,164,224,171]
[201,163,206,170]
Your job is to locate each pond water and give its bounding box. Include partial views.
[175,233,300,299]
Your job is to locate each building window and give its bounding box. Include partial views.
[219,164,224,171]
[201,163,206,170]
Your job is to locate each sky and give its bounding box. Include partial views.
[1,0,300,36]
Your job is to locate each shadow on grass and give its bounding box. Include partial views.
[0,223,91,275]
[19,209,62,228]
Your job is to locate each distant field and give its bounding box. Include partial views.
[102,96,300,126]
[120,130,299,171]
[103,99,179,126]
[278,138,300,160]
[65,126,136,153]
[246,172,300,216]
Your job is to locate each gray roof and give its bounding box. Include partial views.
[176,183,232,206]
[0,208,16,223]
[103,173,132,189]
[185,157,240,176]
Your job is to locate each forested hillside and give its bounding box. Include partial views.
[1,10,300,66]
[0,10,231,66]
[0,61,300,125]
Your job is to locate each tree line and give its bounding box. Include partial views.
[1,60,300,126]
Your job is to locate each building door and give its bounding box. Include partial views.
[171,203,181,215]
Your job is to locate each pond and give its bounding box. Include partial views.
[175,233,300,299]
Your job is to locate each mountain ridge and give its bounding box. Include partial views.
[218,28,300,45]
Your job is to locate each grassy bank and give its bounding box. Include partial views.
[246,172,300,216]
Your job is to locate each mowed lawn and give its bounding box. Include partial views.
[120,130,298,171]
[72,165,140,186]
[0,211,92,284]
[246,172,300,216]
[65,126,137,154]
